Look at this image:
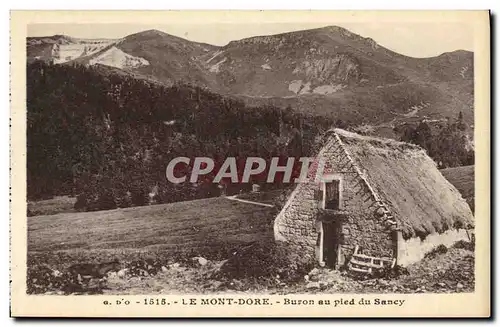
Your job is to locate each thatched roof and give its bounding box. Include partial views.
[331,128,474,240]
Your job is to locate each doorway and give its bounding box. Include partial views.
[322,220,341,269]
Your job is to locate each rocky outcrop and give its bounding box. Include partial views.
[293,54,361,84]
[89,46,150,69]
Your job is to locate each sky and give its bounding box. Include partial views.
[27,21,474,58]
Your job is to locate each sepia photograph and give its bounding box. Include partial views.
[10,10,490,317]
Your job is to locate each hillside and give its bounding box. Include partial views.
[441,165,475,212]
[28,26,474,128]
[27,62,331,203]
[215,27,473,126]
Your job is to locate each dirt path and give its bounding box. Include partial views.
[225,195,274,208]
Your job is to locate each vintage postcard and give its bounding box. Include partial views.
[10,10,490,317]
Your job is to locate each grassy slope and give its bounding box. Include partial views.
[28,197,276,262]
[440,165,475,200]
[440,165,475,212]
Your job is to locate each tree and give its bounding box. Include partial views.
[393,111,474,168]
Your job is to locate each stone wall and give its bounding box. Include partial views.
[396,228,472,266]
[338,169,395,260]
[274,134,395,266]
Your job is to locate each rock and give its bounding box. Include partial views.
[457,283,464,289]
[210,280,223,289]
[161,266,168,273]
[117,268,128,278]
[319,281,329,287]
[309,268,319,276]
[229,279,244,290]
[194,257,208,266]
[306,281,320,289]
[438,282,446,287]
[51,269,62,278]
[378,279,389,286]
[327,277,339,285]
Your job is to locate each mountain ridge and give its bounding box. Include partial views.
[26,26,474,134]
[27,28,474,62]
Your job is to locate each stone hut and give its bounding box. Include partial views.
[274,128,474,269]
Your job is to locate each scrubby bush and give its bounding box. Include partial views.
[27,265,81,294]
[75,188,118,212]
[74,193,88,211]
[216,241,313,283]
[115,191,132,208]
[95,189,117,211]
[424,244,448,259]
[452,240,475,252]
[128,259,164,277]
[130,187,149,207]
[372,264,410,279]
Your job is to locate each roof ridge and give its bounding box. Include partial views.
[332,132,401,230]
[330,128,423,151]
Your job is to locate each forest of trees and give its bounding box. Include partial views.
[27,62,336,210]
[394,112,474,168]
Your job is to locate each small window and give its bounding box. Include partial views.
[324,180,340,210]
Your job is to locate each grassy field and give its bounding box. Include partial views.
[28,197,276,265]
[440,165,474,212]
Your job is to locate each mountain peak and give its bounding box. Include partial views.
[140,29,166,35]
[123,29,205,47]
[127,29,170,38]
[316,25,353,33]
[223,25,373,49]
